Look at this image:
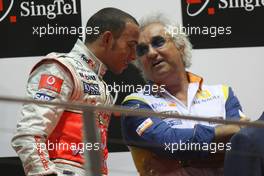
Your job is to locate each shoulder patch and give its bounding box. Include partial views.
[136,118,153,136]
[38,74,63,93]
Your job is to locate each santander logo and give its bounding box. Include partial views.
[0,0,15,23]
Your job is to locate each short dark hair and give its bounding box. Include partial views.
[85,7,138,43]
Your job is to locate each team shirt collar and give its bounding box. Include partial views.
[71,39,108,78]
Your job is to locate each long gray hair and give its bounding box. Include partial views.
[134,13,192,80]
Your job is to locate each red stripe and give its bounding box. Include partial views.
[0,0,3,12]
[187,0,202,4]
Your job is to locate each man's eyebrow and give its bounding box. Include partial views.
[128,41,138,45]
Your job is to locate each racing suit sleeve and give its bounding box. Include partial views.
[225,87,243,119]
[11,61,74,176]
[121,100,215,160]
[213,87,246,142]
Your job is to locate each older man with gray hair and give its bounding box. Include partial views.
[121,14,248,176]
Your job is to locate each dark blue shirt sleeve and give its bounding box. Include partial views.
[121,99,215,159]
[225,87,243,120]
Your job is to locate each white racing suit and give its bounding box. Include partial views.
[11,39,113,176]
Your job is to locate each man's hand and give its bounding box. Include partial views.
[214,124,240,142]
[214,115,251,142]
[239,116,251,128]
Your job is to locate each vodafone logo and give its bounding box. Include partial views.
[47,76,56,85]
[0,0,16,23]
[39,74,63,93]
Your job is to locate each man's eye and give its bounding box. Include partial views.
[152,36,166,48]
[128,43,136,48]
[136,44,149,57]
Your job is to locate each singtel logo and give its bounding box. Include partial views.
[0,0,79,23]
[20,0,78,19]
[187,0,264,16]
[219,0,264,11]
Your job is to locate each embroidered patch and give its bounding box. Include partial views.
[151,102,167,109]
[136,118,154,136]
[79,72,96,80]
[196,90,212,99]
[83,82,100,95]
[34,93,55,101]
[38,74,63,93]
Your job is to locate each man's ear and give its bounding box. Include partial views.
[101,31,113,49]
[179,45,184,56]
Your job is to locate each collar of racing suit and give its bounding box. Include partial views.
[186,71,203,87]
[71,39,108,79]
[145,71,204,97]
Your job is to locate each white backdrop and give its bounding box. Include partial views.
[0,0,263,175]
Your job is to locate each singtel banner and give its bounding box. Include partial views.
[181,0,264,49]
[0,0,82,58]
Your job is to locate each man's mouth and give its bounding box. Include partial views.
[152,59,164,67]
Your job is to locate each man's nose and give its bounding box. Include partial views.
[147,45,158,59]
[128,47,137,62]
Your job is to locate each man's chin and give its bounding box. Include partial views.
[111,68,124,75]
[153,73,169,83]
